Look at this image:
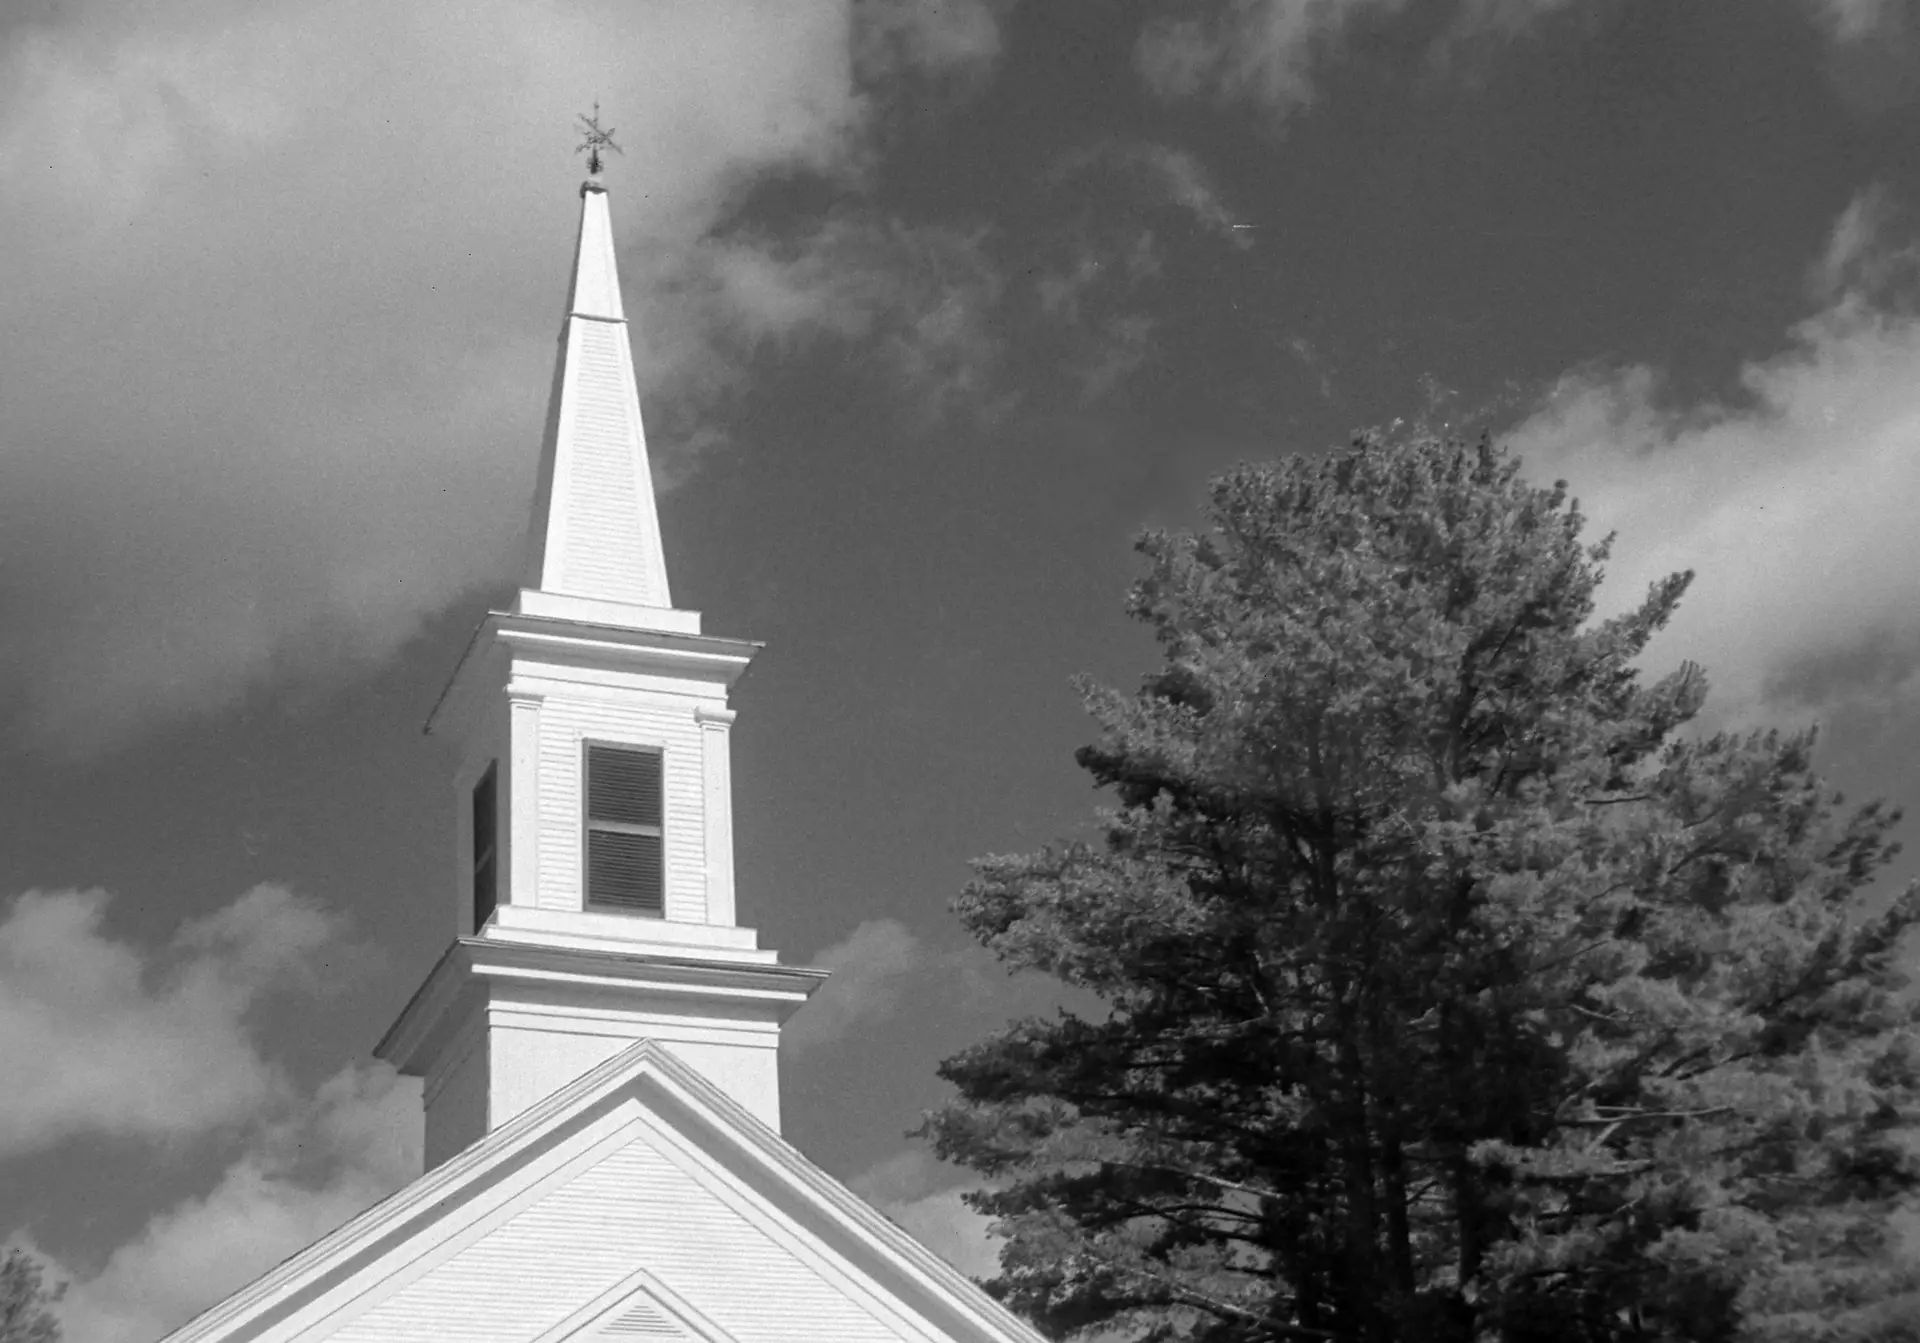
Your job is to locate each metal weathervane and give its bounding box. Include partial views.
[575,102,623,177]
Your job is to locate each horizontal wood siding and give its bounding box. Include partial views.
[329,1135,905,1343]
[535,696,706,922]
[556,320,654,605]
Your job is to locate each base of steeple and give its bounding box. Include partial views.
[377,937,826,1169]
[512,587,703,635]
[480,903,770,960]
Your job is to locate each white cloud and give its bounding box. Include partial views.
[1135,1,1911,112]
[1809,0,1907,42]
[784,918,929,1052]
[1025,142,1249,403]
[850,1147,1000,1279]
[854,0,1007,81]
[619,214,1006,478]
[1806,0,1920,114]
[1087,142,1251,248]
[1422,0,1600,77]
[784,914,1087,1052]
[0,878,412,1341]
[700,217,1004,416]
[1131,0,1587,116]
[1135,0,1409,114]
[1505,190,1920,728]
[0,0,1006,754]
[0,885,352,1155]
[46,1062,420,1343]
[1810,184,1920,302]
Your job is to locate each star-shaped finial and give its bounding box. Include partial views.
[575,102,623,178]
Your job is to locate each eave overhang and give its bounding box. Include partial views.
[424,608,764,737]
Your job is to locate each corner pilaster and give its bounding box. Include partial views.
[696,705,737,926]
[507,691,543,911]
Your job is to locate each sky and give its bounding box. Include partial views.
[3,0,1920,1338]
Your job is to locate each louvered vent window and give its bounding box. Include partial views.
[586,745,664,916]
[597,1299,685,1338]
[471,763,498,932]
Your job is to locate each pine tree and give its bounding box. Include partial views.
[922,433,1920,1343]
[0,1249,62,1343]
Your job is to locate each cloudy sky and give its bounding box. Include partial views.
[4,1,1920,1338]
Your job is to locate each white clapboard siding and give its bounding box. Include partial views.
[554,320,657,606]
[535,694,708,923]
[329,1131,904,1343]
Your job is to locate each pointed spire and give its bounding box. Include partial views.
[521,173,671,610]
[567,181,625,321]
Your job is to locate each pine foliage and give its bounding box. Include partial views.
[923,434,1920,1343]
[0,1249,62,1343]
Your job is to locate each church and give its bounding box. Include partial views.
[155,159,1044,1343]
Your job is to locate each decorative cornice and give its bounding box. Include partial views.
[494,612,761,667]
[423,609,761,736]
[376,937,827,1078]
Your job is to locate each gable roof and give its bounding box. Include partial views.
[161,1040,1044,1343]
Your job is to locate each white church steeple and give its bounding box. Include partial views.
[520,174,672,610]
[378,158,823,1171]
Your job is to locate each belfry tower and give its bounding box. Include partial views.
[159,122,1051,1343]
[377,158,825,1171]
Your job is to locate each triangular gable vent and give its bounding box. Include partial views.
[596,1298,685,1339]
[538,1268,734,1343]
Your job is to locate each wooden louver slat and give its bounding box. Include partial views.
[598,1299,685,1337]
[588,745,663,827]
[587,830,664,913]
[586,745,664,915]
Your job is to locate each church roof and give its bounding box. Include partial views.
[159,1039,1043,1343]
